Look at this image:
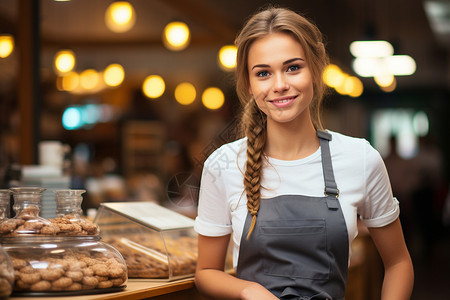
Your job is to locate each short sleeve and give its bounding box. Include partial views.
[194,153,233,237]
[359,141,400,228]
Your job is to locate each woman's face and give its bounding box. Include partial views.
[247,32,314,125]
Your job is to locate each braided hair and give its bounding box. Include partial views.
[234,6,329,238]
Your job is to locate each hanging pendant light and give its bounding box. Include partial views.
[163,21,190,51]
[0,34,14,58]
[105,1,136,33]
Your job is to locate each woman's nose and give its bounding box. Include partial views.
[273,73,289,93]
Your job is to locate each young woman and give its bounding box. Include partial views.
[194,6,414,300]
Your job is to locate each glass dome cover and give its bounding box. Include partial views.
[0,189,11,222]
[0,187,60,236]
[51,189,99,236]
[0,245,14,298]
[1,235,127,295]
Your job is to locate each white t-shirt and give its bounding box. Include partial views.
[194,130,399,268]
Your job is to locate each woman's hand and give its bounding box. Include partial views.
[240,282,279,300]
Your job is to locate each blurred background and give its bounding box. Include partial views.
[0,0,449,298]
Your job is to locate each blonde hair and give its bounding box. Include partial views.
[235,6,329,238]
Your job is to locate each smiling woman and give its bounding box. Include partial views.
[247,32,314,128]
[194,6,414,300]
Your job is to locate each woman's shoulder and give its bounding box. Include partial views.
[203,137,247,168]
[327,130,373,151]
[326,130,383,165]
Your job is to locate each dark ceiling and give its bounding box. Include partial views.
[0,0,449,92]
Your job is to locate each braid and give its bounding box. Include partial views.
[242,99,266,239]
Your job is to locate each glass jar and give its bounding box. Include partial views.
[1,236,127,295]
[51,189,99,236]
[0,245,14,298]
[0,187,60,236]
[0,189,11,223]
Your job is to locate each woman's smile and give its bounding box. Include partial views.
[268,95,298,108]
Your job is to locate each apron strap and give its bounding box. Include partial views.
[317,130,339,209]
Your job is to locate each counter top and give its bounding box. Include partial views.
[10,278,196,300]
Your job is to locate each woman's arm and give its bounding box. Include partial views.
[368,218,414,300]
[195,234,277,300]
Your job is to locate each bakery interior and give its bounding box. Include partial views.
[0,0,450,299]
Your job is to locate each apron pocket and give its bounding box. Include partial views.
[260,219,330,279]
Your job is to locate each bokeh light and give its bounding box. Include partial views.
[163,21,190,51]
[54,50,76,73]
[105,1,136,33]
[218,45,237,71]
[0,34,14,58]
[175,82,196,105]
[103,63,125,87]
[202,87,224,110]
[80,69,100,90]
[143,75,165,99]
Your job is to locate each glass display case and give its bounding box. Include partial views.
[94,202,197,281]
[1,236,127,295]
[0,187,128,295]
[0,245,14,298]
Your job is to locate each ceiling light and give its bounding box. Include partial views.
[163,22,190,51]
[218,45,237,71]
[374,73,395,87]
[380,77,397,92]
[385,55,417,76]
[202,87,224,110]
[175,82,196,105]
[80,69,100,90]
[105,1,136,33]
[142,75,165,99]
[61,71,79,91]
[323,64,345,88]
[54,50,76,74]
[0,34,14,58]
[349,40,394,58]
[103,63,125,87]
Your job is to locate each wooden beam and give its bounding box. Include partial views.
[18,0,40,165]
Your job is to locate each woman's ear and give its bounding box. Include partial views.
[248,86,253,95]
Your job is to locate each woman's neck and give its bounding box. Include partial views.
[264,116,319,161]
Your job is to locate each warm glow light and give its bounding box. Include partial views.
[163,22,190,51]
[347,76,364,98]
[335,73,350,95]
[218,45,237,71]
[175,82,196,105]
[380,77,397,92]
[142,75,165,99]
[54,50,76,73]
[374,73,395,87]
[79,69,100,90]
[62,71,79,91]
[0,34,14,58]
[103,63,125,87]
[202,87,224,110]
[323,64,344,88]
[105,1,136,33]
[349,40,394,58]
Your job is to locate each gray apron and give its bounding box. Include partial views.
[236,130,349,300]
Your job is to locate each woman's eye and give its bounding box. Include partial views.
[256,70,269,77]
[287,65,300,72]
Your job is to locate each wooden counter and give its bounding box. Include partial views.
[10,278,207,300]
